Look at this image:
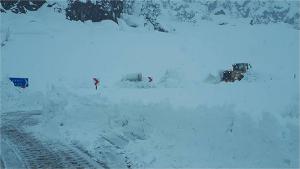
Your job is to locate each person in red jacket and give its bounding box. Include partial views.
[93,78,100,90]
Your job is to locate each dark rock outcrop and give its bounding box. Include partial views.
[0,0,46,13]
[65,0,123,23]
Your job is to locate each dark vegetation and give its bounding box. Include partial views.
[65,0,123,23]
[0,0,46,13]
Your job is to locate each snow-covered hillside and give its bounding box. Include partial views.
[166,0,300,28]
[1,2,299,168]
[1,0,299,30]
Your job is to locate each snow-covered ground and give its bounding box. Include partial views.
[1,5,299,168]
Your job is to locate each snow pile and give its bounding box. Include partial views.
[117,80,155,88]
[1,79,44,112]
[204,73,221,84]
[26,90,299,168]
[124,104,299,168]
[158,69,184,88]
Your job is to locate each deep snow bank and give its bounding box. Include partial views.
[8,85,296,168]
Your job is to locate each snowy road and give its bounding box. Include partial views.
[0,110,106,169]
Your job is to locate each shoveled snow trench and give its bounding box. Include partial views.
[0,110,107,169]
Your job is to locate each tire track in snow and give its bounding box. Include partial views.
[1,111,105,169]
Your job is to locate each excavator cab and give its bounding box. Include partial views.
[232,63,251,73]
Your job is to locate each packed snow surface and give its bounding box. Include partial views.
[1,6,299,168]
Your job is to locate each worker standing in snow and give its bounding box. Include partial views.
[93,78,100,90]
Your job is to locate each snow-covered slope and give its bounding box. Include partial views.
[1,0,299,30]
[167,0,299,27]
[1,3,299,168]
[123,0,300,30]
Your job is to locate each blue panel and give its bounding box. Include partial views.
[9,78,29,88]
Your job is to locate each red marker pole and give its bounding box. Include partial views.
[93,78,99,90]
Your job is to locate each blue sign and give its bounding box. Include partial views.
[9,78,29,88]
